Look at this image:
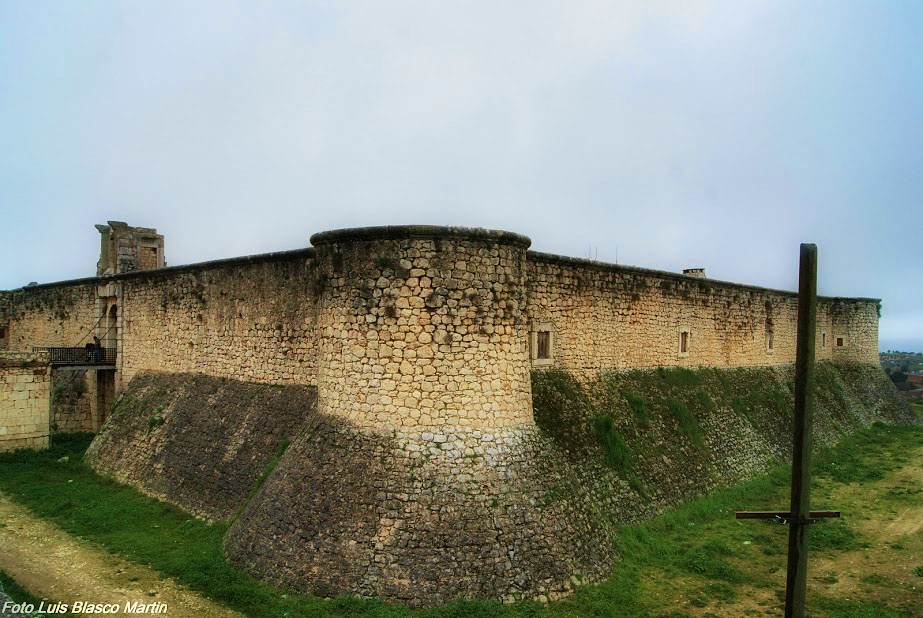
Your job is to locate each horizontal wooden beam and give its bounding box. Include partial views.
[736,511,840,520]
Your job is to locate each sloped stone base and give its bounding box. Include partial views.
[224,419,617,606]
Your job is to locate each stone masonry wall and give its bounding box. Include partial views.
[0,352,51,451]
[0,282,99,352]
[311,227,533,433]
[50,369,95,433]
[86,371,316,520]
[525,253,880,375]
[225,419,615,606]
[72,225,887,608]
[1,228,880,405]
[117,250,318,387]
[830,298,880,363]
[221,227,615,606]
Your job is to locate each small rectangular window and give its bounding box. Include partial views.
[680,331,689,353]
[767,332,774,350]
[537,331,551,360]
[0,327,6,339]
[822,332,826,348]
[836,337,844,348]
[531,324,554,365]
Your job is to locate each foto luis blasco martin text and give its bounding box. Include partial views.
[2,600,167,614]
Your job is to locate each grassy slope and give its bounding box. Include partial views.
[532,363,912,524]
[0,369,918,618]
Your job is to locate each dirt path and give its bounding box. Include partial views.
[0,493,244,618]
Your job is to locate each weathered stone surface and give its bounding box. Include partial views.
[312,229,533,432]
[85,371,316,520]
[0,352,50,452]
[526,252,880,374]
[224,419,615,606]
[116,252,317,389]
[531,362,914,524]
[50,369,94,433]
[0,282,98,352]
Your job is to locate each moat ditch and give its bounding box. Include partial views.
[0,365,916,616]
[0,412,920,617]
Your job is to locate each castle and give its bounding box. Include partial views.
[0,222,890,605]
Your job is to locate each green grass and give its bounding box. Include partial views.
[621,389,649,427]
[590,415,631,472]
[666,398,705,448]
[589,415,646,496]
[809,520,866,551]
[814,421,921,483]
[812,597,912,618]
[657,367,700,387]
[1,418,921,617]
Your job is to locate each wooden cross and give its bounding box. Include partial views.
[735,511,840,523]
[735,244,839,618]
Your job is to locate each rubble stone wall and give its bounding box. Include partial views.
[50,368,95,433]
[311,226,534,434]
[61,225,886,607]
[524,252,880,375]
[0,281,99,352]
[117,250,318,387]
[86,371,316,520]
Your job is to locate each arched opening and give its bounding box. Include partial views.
[105,304,118,353]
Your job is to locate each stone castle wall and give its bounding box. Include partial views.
[525,253,880,375]
[0,224,891,606]
[829,298,880,363]
[0,281,100,352]
[50,369,94,433]
[116,250,318,387]
[0,352,51,452]
[311,226,534,434]
[1,227,881,403]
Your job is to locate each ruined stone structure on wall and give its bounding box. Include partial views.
[96,220,165,276]
[0,222,889,604]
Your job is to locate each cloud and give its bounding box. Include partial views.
[0,1,919,349]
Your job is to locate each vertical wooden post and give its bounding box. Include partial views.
[785,243,818,618]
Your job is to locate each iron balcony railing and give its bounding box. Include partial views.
[32,346,117,366]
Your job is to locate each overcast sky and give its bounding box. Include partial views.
[1,1,920,351]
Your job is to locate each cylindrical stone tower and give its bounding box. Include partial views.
[309,225,534,433]
[226,226,614,607]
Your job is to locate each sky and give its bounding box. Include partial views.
[1,1,920,352]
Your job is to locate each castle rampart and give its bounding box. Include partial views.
[524,252,880,375]
[0,225,882,401]
[0,223,898,604]
[0,281,99,353]
[311,226,534,432]
[0,224,882,447]
[114,248,318,388]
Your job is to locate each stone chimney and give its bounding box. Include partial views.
[683,268,706,279]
